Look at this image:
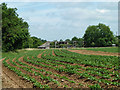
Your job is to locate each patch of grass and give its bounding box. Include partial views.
[2,49,44,59]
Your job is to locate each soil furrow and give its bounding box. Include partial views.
[68,50,119,56]
[23,56,94,88]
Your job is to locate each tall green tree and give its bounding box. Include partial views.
[31,36,46,48]
[22,36,33,48]
[115,35,120,46]
[71,37,83,47]
[78,38,84,47]
[72,36,78,41]
[2,3,30,51]
[60,39,63,42]
[65,39,70,42]
[83,23,115,47]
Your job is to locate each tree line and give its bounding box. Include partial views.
[83,23,119,47]
[51,23,119,48]
[2,3,46,52]
[50,37,84,48]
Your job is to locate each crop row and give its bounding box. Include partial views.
[3,58,49,88]
[36,50,120,87]
[55,49,119,69]
[2,49,120,88]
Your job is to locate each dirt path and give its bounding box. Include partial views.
[2,68,21,88]
[68,50,119,56]
[2,66,24,88]
[2,58,33,88]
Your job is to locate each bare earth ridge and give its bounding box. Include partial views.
[68,49,119,56]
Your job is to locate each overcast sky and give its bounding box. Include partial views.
[5,2,118,41]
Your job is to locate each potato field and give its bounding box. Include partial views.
[2,49,120,89]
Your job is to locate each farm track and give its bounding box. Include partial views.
[68,50,119,56]
[2,67,21,88]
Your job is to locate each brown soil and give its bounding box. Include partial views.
[2,58,33,88]
[40,51,119,88]
[37,53,42,58]
[0,57,6,61]
[48,51,112,70]
[20,58,68,88]
[52,50,56,56]
[18,57,62,88]
[40,54,117,87]
[2,65,33,88]
[2,49,119,88]
[22,56,90,88]
[68,50,119,56]
[29,54,119,88]
[26,57,117,88]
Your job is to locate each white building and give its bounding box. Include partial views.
[38,41,50,49]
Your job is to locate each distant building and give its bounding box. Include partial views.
[55,41,68,48]
[57,41,68,44]
[38,46,46,49]
[38,41,50,49]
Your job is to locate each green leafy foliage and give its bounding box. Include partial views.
[83,23,115,47]
[89,84,102,89]
[2,3,30,51]
[31,36,46,48]
[1,3,47,52]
